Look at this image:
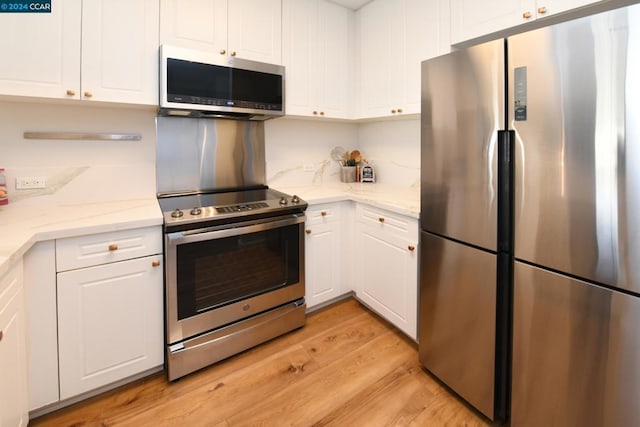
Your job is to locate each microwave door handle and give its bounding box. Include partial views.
[167,215,304,245]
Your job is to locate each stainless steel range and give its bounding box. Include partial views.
[156,117,307,381]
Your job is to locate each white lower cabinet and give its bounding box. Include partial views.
[0,260,28,427]
[57,255,164,399]
[24,226,163,412]
[354,204,418,340]
[304,202,349,309]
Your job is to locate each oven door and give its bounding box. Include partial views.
[165,213,305,345]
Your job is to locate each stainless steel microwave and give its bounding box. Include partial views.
[159,45,285,120]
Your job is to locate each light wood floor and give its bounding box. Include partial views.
[31,298,492,426]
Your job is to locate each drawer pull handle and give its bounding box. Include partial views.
[108,244,118,251]
[408,245,415,252]
[306,229,312,235]
[152,260,161,267]
[321,211,327,217]
[378,217,385,223]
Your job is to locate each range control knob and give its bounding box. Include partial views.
[171,209,184,218]
[291,195,300,204]
[279,196,288,205]
[190,207,202,216]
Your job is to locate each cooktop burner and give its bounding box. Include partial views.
[158,187,306,228]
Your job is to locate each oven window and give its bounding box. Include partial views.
[176,223,300,319]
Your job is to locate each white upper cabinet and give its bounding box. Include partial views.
[451,0,607,45]
[0,0,159,105]
[160,0,282,64]
[283,0,353,119]
[0,0,81,100]
[357,0,443,119]
[81,0,159,105]
[159,0,227,53]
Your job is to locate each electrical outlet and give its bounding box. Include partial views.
[16,176,46,189]
[303,164,314,172]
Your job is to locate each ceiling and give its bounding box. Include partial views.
[328,0,372,10]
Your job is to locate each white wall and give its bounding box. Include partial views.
[0,100,420,206]
[357,118,420,187]
[265,117,420,188]
[265,117,359,186]
[0,100,157,204]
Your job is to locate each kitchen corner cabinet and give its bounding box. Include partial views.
[0,0,159,105]
[283,0,353,119]
[356,0,440,119]
[304,203,350,309]
[0,260,28,427]
[354,204,418,340]
[451,0,605,45]
[55,227,164,400]
[160,0,282,64]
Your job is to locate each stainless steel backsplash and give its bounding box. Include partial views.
[156,117,266,195]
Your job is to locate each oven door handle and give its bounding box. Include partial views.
[167,214,305,245]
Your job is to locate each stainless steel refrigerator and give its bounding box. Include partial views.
[419,4,640,425]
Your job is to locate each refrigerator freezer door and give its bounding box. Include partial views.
[420,39,504,252]
[512,261,640,426]
[510,4,640,293]
[419,231,497,419]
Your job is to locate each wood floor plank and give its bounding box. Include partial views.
[30,298,492,427]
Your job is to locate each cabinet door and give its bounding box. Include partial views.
[451,0,535,44]
[159,0,227,53]
[0,262,28,427]
[283,0,352,119]
[57,255,163,399]
[0,0,81,99]
[81,0,159,104]
[282,0,318,116]
[355,222,418,339]
[316,0,352,118]
[228,0,282,64]
[538,0,604,17]
[305,221,344,309]
[358,0,403,118]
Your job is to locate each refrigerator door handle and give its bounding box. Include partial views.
[497,130,514,253]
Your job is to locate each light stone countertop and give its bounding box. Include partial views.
[0,197,163,278]
[273,182,420,219]
[0,183,419,279]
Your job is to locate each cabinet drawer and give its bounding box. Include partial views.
[56,226,162,271]
[355,204,418,240]
[306,203,342,226]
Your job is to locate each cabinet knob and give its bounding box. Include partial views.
[391,109,397,114]
[66,89,76,96]
[313,111,318,115]
[0,330,3,342]
[84,91,93,98]
[108,243,118,251]
[306,229,312,235]
[378,217,385,223]
[320,111,325,116]
[537,6,547,14]
[397,108,403,113]
[230,51,237,57]
[219,49,226,55]
[522,11,532,19]
[152,260,161,267]
[321,211,327,217]
[408,245,415,252]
